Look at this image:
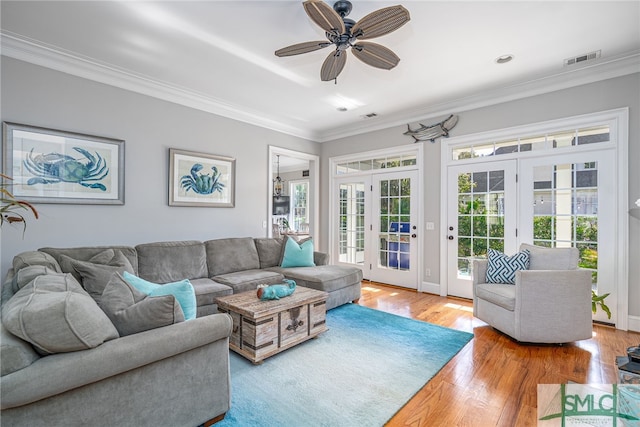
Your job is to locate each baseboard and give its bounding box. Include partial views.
[627,315,640,333]
[419,281,440,295]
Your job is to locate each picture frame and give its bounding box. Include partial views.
[169,148,235,208]
[2,122,124,205]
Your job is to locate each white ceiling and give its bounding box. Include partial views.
[2,1,639,142]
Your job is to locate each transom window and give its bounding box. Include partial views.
[451,125,610,161]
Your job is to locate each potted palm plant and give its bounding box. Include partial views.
[592,291,611,320]
[1,173,38,232]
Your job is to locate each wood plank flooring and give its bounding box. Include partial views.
[357,281,639,427]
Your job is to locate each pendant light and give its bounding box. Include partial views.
[273,155,284,196]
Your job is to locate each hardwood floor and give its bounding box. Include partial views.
[357,281,639,427]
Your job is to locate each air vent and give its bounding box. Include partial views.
[564,50,601,66]
[362,112,378,119]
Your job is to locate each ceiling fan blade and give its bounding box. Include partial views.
[303,0,345,36]
[351,42,400,70]
[275,41,331,57]
[351,5,410,40]
[320,50,347,81]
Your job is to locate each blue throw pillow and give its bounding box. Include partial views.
[123,272,197,320]
[486,248,530,285]
[281,237,316,268]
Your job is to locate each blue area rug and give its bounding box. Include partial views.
[216,304,473,427]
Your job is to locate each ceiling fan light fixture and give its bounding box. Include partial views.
[495,54,514,64]
[276,0,410,82]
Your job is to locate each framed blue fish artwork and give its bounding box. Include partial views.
[168,148,235,208]
[2,122,124,205]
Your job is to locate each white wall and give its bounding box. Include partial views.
[320,73,640,318]
[0,57,319,276]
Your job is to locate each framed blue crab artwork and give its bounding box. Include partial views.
[168,148,235,208]
[2,122,124,205]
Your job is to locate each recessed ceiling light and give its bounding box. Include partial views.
[495,54,514,64]
[337,107,348,112]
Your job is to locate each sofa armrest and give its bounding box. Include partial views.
[1,313,232,409]
[314,251,329,266]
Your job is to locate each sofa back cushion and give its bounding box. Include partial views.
[205,238,260,276]
[40,246,138,281]
[136,241,208,283]
[254,238,285,269]
[519,243,579,270]
[2,274,119,355]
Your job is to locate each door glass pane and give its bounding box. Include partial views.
[291,182,308,231]
[532,162,598,288]
[379,178,411,271]
[338,182,365,265]
[457,169,506,278]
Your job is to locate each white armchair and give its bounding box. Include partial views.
[472,243,593,343]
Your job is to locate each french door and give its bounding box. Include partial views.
[335,170,419,288]
[446,152,617,322]
[447,161,517,298]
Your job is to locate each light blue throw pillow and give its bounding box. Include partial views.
[123,272,197,320]
[486,248,530,285]
[281,237,316,268]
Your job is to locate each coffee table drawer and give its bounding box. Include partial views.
[280,305,309,347]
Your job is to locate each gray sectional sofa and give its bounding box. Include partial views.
[0,236,362,426]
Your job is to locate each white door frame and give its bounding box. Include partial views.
[440,108,629,330]
[268,146,320,240]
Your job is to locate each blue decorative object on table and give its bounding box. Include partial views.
[257,279,296,300]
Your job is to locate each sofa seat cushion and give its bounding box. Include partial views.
[2,274,119,355]
[267,265,363,293]
[213,270,284,294]
[135,241,208,283]
[189,278,233,307]
[475,283,516,311]
[205,238,260,276]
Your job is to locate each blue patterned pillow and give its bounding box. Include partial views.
[486,249,530,284]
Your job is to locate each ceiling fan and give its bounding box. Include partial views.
[275,0,410,82]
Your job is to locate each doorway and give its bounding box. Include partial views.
[268,146,319,240]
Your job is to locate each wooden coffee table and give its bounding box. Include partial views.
[215,286,328,364]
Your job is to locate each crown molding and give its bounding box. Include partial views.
[2,31,638,144]
[0,31,317,141]
[316,50,640,142]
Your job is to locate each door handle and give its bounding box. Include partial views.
[411,234,417,238]
[448,235,454,240]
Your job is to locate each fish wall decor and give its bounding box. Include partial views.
[404,114,458,143]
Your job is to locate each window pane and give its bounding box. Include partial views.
[577,126,609,145]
